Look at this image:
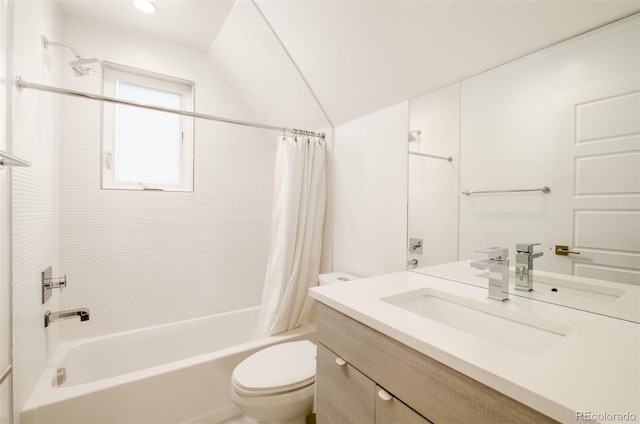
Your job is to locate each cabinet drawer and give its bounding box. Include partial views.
[376,386,432,424]
[316,343,375,424]
[317,303,557,424]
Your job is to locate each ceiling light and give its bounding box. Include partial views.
[133,0,157,14]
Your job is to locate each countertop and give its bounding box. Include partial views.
[309,271,640,423]
[414,260,640,324]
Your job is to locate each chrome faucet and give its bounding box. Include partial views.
[471,247,510,301]
[515,243,543,292]
[44,308,90,328]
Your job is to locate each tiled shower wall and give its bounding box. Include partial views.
[57,1,332,342]
[57,14,277,341]
[11,2,61,420]
[11,2,333,417]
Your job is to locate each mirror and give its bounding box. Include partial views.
[407,13,640,322]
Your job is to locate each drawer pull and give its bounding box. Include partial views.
[335,357,347,366]
[378,389,393,401]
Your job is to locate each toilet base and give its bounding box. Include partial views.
[231,383,314,424]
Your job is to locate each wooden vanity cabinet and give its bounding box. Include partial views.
[375,385,432,424]
[316,343,430,424]
[316,343,375,424]
[315,303,557,424]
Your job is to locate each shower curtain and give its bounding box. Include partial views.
[258,135,326,337]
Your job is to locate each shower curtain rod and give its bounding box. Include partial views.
[14,76,326,139]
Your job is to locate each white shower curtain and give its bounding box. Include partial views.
[258,135,326,337]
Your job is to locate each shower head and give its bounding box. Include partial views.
[42,35,103,76]
[408,129,422,142]
[70,57,103,76]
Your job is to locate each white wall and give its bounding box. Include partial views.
[57,14,277,342]
[0,0,12,421]
[458,15,640,269]
[207,0,333,277]
[333,102,408,277]
[11,1,61,420]
[408,84,460,268]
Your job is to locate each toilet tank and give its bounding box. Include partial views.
[318,272,360,286]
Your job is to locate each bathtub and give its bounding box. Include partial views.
[21,306,316,423]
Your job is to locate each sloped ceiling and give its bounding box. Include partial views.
[207,1,330,132]
[59,0,234,53]
[255,0,640,126]
[58,1,640,127]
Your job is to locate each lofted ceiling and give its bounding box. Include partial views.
[58,0,640,126]
[255,0,640,125]
[58,0,235,53]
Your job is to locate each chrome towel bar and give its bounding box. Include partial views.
[0,150,31,168]
[408,151,453,162]
[462,186,551,195]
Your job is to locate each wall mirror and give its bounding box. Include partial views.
[407,13,640,323]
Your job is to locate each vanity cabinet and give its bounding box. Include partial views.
[315,303,557,424]
[375,385,432,424]
[316,343,430,424]
[316,343,375,423]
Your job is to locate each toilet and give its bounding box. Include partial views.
[230,272,359,424]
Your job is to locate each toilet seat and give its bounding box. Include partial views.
[232,340,316,397]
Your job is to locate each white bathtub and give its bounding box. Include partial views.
[21,306,316,423]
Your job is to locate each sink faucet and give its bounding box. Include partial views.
[44,308,90,328]
[471,247,509,301]
[515,243,543,292]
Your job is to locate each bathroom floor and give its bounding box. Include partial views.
[221,414,316,424]
[220,415,257,424]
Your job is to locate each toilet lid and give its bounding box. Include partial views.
[232,340,316,395]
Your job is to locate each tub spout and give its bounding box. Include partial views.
[45,308,90,328]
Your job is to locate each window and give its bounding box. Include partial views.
[102,63,194,191]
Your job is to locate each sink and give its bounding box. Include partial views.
[412,261,639,323]
[382,288,572,356]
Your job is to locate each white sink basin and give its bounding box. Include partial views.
[382,288,572,356]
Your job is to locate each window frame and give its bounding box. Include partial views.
[101,62,195,192]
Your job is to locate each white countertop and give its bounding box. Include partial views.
[414,260,640,323]
[309,271,640,424]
